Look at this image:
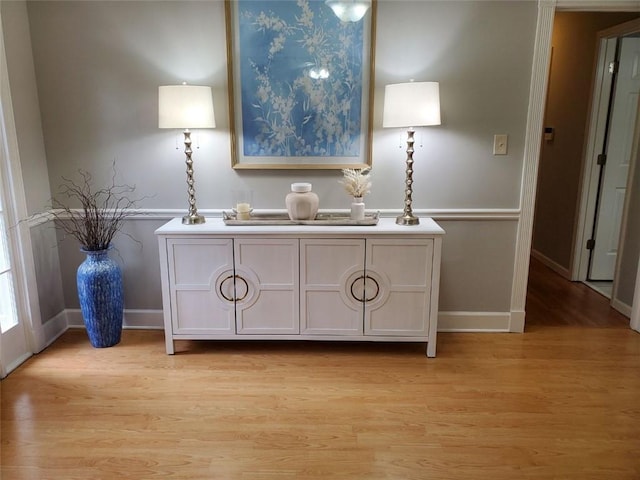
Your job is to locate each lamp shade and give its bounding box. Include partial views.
[325,0,371,22]
[158,85,216,129]
[382,81,441,128]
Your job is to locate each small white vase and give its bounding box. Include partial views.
[350,197,365,221]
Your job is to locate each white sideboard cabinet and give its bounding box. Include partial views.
[156,217,444,356]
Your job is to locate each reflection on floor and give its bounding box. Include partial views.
[584,280,613,299]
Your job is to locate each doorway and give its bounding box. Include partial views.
[531,12,640,322]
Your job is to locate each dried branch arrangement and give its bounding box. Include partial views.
[49,167,140,251]
[339,167,372,198]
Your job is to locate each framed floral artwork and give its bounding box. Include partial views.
[225,0,376,169]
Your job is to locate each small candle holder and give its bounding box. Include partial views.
[232,189,253,220]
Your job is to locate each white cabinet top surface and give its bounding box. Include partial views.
[155,216,445,236]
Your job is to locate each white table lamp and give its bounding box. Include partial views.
[159,84,215,225]
[383,81,441,225]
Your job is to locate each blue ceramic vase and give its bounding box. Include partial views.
[77,247,124,348]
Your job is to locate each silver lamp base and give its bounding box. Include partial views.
[182,214,205,225]
[180,129,205,225]
[396,127,420,226]
[396,214,419,226]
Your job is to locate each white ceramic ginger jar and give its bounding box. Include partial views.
[286,183,319,221]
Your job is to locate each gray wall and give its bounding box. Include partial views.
[6,0,540,324]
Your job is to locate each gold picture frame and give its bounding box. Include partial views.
[225,0,376,170]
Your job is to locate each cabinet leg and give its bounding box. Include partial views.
[165,337,175,355]
[426,341,436,358]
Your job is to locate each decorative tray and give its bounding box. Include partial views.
[222,211,379,226]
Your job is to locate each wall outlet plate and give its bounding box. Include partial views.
[493,134,508,155]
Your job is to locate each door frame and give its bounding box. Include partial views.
[0,10,46,376]
[511,0,640,332]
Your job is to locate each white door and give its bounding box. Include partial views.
[0,136,31,378]
[590,37,640,280]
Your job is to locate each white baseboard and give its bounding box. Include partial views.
[66,309,164,329]
[531,249,572,279]
[39,309,163,350]
[611,298,632,318]
[437,311,511,332]
[124,309,164,329]
[49,309,518,340]
[531,249,571,279]
[41,310,70,350]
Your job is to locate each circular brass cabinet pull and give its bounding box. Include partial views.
[219,274,250,302]
[235,275,249,301]
[364,275,380,302]
[350,275,365,302]
[219,275,234,302]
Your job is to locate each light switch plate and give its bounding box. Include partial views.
[493,134,508,155]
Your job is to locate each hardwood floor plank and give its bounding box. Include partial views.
[526,257,630,328]
[2,260,640,479]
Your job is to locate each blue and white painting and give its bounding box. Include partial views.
[236,0,366,160]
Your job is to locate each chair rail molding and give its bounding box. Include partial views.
[28,208,522,223]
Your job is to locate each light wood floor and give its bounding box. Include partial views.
[2,259,639,479]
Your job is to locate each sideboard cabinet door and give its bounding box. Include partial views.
[300,239,365,335]
[167,239,235,334]
[234,238,300,335]
[364,239,434,336]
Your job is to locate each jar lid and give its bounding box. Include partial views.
[291,182,312,193]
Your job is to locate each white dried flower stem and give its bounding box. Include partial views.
[339,168,372,198]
